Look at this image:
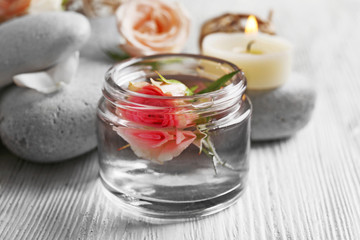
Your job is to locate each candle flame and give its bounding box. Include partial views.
[245,15,258,34]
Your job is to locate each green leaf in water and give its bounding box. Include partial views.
[189,85,199,92]
[185,88,195,96]
[197,70,240,94]
[155,71,173,84]
[185,85,199,96]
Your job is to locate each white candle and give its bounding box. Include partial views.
[201,26,293,90]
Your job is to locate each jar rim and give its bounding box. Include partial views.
[104,53,247,101]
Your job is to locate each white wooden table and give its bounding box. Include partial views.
[1,0,360,239]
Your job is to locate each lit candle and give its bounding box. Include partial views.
[201,15,293,90]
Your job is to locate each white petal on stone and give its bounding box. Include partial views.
[13,51,80,94]
[13,72,59,94]
[48,51,79,85]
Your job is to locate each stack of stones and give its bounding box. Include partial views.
[0,12,103,162]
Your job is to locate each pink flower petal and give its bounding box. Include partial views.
[113,126,196,163]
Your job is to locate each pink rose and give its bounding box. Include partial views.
[113,127,196,163]
[116,84,195,128]
[115,0,190,57]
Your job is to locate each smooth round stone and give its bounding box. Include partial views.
[0,58,109,163]
[248,73,316,141]
[0,12,91,88]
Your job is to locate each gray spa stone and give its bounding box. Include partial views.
[0,58,109,162]
[248,73,316,141]
[0,12,91,88]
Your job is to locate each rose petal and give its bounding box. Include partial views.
[157,82,188,96]
[13,51,79,94]
[157,131,196,161]
[13,72,60,94]
[113,127,196,163]
[175,129,185,144]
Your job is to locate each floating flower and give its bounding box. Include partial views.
[117,81,195,128]
[114,127,196,163]
[114,71,239,163]
[114,75,198,162]
[115,0,190,57]
[117,84,180,128]
[113,69,240,168]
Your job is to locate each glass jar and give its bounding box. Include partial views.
[97,54,251,221]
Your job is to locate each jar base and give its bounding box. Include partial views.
[100,174,246,223]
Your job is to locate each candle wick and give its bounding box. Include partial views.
[246,40,256,52]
